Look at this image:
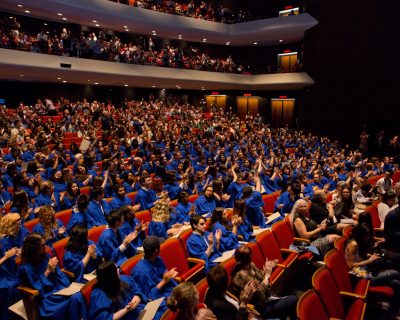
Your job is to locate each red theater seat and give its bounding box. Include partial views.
[24,218,39,233]
[120,253,144,276]
[53,237,70,269]
[80,278,98,307]
[297,289,328,320]
[88,225,106,243]
[55,209,73,227]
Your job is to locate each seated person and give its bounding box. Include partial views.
[209,208,240,252]
[171,191,194,224]
[134,174,158,210]
[119,205,147,249]
[194,185,216,217]
[110,184,134,210]
[89,261,145,320]
[97,209,138,267]
[186,215,222,272]
[239,178,267,228]
[86,186,110,229]
[67,194,89,233]
[33,205,67,247]
[34,181,61,212]
[230,246,297,319]
[59,182,81,210]
[63,225,101,283]
[232,200,254,242]
[205,264,256,320]
[18,234,86,320]
[273,181,301,216]
[378,191,397,228]
[130,236,178,319]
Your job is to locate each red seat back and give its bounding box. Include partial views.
[246,242,265,270]
[334,236,348,256]
[256,230,284,263]
[159,238,190,275]
[188,194,198,203]
[53,237,70,269]
[297,289,328,320]
[178,228,193,257]
[80,186,90,196]
[169,200,178,207]
[120,253,144,275]
[312,267,344,318]
[88,225,106,243]
[24,218,39,233]
[55,209,73,227]
[126,192,137,203]
[271,220,293,249]
[262,194,276,213]
[160,309,177,320]
[80,278,97,307]
[220,257,236,284]
[134,210,152,224]
[364,206,381,229]
[324,250,352,293]
[195,278,209,304]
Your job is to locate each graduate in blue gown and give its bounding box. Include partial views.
[9,190,36,222]
[86,187,110,229]
[18,233,87,320]
[0,213,26,319]
[239,185,267,228]
[63,225,101,283]
[59,182,81,210]
[194,185,216,217]
[273,181,301,216]
[133,175,158,210]
[130,236,178,320]
[232,199,255,242]
[186,215,222,272]
[67,194,90,233]
[32,205,67,247]
[34,181,61,211]
[171,191,194,224]
[97,209,138,267]
[110,184,134,210]
[209,208,240,252]
[90,261,145,320]
[119,205,147,251]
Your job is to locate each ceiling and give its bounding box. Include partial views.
[0,0,318,46]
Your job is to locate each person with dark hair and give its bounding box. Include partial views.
[186,215,222,272]
[134,174,158,209]
[18,233,86,320]
[86,186,110,229]
[333,186,354,219]
[163,171,182,200]
[384,182,400,253]
[205,264,256,320]
[64,225,101,283]
[90,261,144,320]
[230,246,297,319]
[119,205,147,251]
[172,191,194,224]
[97,209,138,267]
[194,185,216,217]
[67,193,90,233]
[110,184,134,210]
[10,189,35,222]
[346,223,400,318]
[273,181,301,215]
[131,236,178,318]
[232,199,254,242]
[209,207,240,252]
[378,191,397,228]
[60,181,81,210]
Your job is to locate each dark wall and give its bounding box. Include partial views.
[301,0,400,146]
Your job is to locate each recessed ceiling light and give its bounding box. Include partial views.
[152,85,156,88]
[19,74,24,77]
[123,25,128,28]
[57,13,62,16]
[124,84,128,87]
[17,4,23,7]
[57,77,61,80]
[95,24,100,27]
[201,87,205,90]
[94,82,99,85]
[62,80,67,83]
[226,41,230,45]
[62,17,67,21]
[93,20,97,23]
[203,38,207,42]
[152,30,156,33]
[87,80,91,82]
[162,88,165,91]
[9,16,13,19]
[24,10,30,13]
[279,39,283,43]
[44,23,47,25]
[125,29,129,32]
[46,31,50,34]
[253,42,258,45]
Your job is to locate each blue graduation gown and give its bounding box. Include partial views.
[32,219,67,247]
[67,210,88,233]
[110,196,133,210]
[273,191,297,215]
[210,222,240,252]
[119,220,145,256]
[97,228,134,267]
[148,221,171,239]
[18,259,86,320]
[194,195,216,216]
[133,188,157,210]
[236,217,255,242]
[86,200,109,229]
[89,275,145,320]
[131,257,177,320]
[242,191,266,228]
[63,240,101,283]
[163,183,182,200]
[34,193,61,211]
[0,190,12,208]
[172,202,193,223]
[61,195,78,210]
[186,231,221,272]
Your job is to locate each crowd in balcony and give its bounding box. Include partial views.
[0,16,250,74]
[111,0,250,24]
[1,95,400,319]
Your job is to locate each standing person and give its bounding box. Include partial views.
[18,233,86,320]
[130,236,178,319]
[89,261,144,320]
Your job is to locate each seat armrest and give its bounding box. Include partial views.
[187,257,206,265]
[281,248,298,254]
[340,290,366,300]
[18,286,40,296]
[61,269,75,279]
[293,237,310,244]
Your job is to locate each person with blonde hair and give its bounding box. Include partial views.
[33,205,67,247]
[0,213,27,319]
